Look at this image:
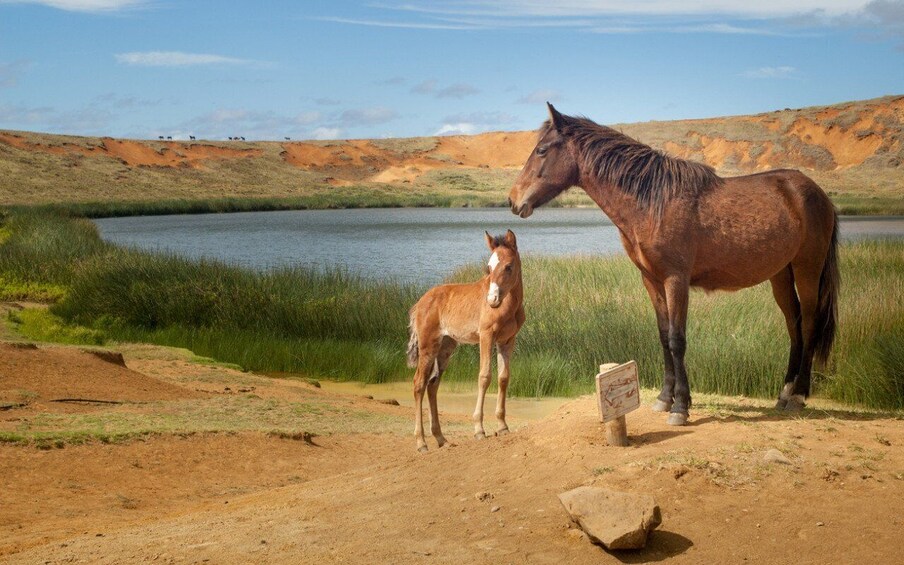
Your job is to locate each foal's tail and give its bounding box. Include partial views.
[406,309,419,368]
[814,212,840,366]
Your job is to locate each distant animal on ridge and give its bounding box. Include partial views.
[284,137,291,141]
[406,230,525,452]
[189,135,196,141]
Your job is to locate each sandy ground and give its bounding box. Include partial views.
[2,343,903,564]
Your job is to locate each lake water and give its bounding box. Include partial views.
[94,209,904,286]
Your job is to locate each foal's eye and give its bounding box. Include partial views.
[505,264,513,272]
[536,145,547,157]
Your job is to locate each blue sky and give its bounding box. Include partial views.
[0,0,902,140]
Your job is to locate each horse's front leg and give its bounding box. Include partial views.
[472,332,494,439]
[663,276,691,426]
[641,275,674,412]
[495,338,515,435]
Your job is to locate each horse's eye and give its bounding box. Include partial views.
[505,264,513,272]
[536,145,547,157]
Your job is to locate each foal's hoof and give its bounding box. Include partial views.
[496,427,510,436]
[417,445,428,453]
[783,395,806,412]
[435,437,448,448]
[474,432,487,440]
[666,412,689,426]
[651,399,673,413]
[775,398,788,410]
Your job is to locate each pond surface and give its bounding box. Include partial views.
[94,209,904,286]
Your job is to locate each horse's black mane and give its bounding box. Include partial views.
[541,116,722,216]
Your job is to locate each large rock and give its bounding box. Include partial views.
[558,486,661,550]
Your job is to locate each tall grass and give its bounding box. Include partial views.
[2,209,902,408]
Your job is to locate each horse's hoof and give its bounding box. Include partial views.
[775,398,788,410]
[783,395,806,412]
[666,412,689,426]
[474,432,487,440]
[436,437,447,448]
[496,427,510,436]
[651,399,673,413]
[417,445,428,453]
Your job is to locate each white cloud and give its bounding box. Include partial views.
[0,0,146,12]
[434,122,477,136]
[381,1,872,19]
[115,51,264,67]
[436,83,480,98]
[0,60,30,88]
[311,127,342,140]
[517,89,562,104]
[339,107,398,125]
[741,65,797,78]
[313,16,483,30]
[411,79,437,94]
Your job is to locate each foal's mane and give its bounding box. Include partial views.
[542,116,722,216]
[489,233,514,249]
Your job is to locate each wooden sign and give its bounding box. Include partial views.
[595,361,640,424]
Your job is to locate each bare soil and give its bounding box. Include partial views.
[2,344,903,564]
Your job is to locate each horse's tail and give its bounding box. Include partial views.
[813,212,840,366]
[406,308,419,368]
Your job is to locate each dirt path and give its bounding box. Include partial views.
[2,343,903,564]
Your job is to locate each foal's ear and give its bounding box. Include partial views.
[485,230,496,250]
[504,229,517,249]
[547,102,565,131]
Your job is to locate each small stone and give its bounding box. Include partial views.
[764,449,792,465]
[816,522,825,527]
[558,486,661,550]
[475,491,493,502]
[491,506,500,513]
[379,399,400,406]
[566,528,589,541]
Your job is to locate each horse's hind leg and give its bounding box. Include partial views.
[770,266,803,409]
[427,337,456,447]
[642,275,675,412]
[784,261,823,411]
[413,347,437,453]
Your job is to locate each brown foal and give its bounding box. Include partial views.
[407,230,526,452]
[509,104,839,425]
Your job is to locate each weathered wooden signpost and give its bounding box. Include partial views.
[595,361,640,447]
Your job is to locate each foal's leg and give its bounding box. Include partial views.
[413,351,436,452]
[663,276,691,426]
[472,333,494,439]
[785,263,822,411]
[770,266,803,409]
[641,275,675,412]
[495,338,515,435]
[427,337,456,447]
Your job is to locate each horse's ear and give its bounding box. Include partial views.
[485,230,496,250]
[504,229,517,249]
[547,102,564,131]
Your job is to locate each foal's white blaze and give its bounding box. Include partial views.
[487,282,500,304]
[487,251,500,272]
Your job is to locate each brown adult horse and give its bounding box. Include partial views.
[509,104,839,425]
[407,230,526,452]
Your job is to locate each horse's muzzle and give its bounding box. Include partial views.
[511,201,533,218]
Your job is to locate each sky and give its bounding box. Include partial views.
[0,0,902,141]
